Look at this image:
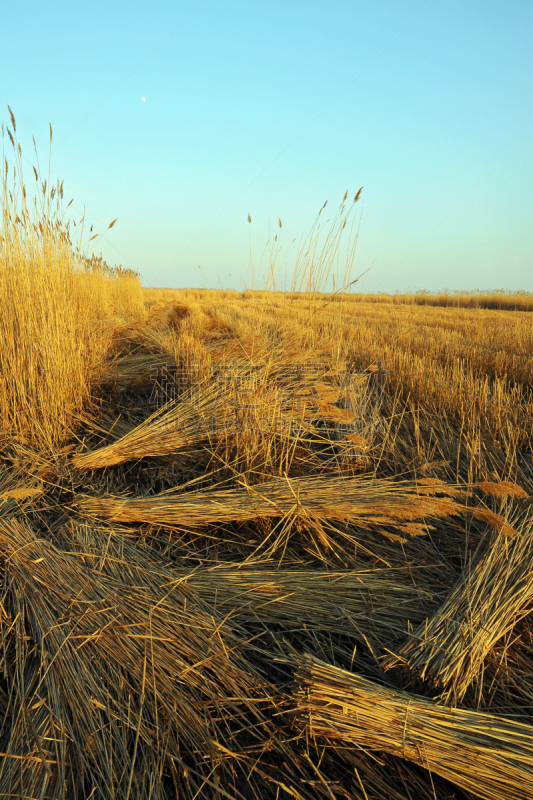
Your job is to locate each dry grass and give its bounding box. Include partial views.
[297,289,533,312]
[0,113,144,450]
[295,654,533,800]
[371,289,533,312]
[2,117,533,797]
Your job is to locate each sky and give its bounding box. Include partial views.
[1,0,532,292]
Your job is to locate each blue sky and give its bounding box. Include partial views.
[2,0,532,291]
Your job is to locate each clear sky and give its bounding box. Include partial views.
[2,0,532,292]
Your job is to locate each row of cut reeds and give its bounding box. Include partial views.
[295,654,533,800]
[384,506,533,704]
[75,474,471,531]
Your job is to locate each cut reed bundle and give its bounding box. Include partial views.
[72,349,376,472]
[295,654,533,800]
[76,475,469,531]
[175,565,444,644]
[73,356,296,470]
[384,509,533,704]
[0,519,266,799]
[72,376,228,469]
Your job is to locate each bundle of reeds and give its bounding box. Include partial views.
[295,654,533,800]
[384,508,533,704]
[72,348,378,473]
[0,519,268,799]
[73,353,300,470]
[76,474,470,533]
[72,375,231,469]
[175,565,444,645]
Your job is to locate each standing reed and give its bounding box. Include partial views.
[0,111,144,450]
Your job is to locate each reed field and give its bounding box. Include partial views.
[2,112,533,798]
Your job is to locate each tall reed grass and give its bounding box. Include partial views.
[333,289,533,311]
[0,110,144,449]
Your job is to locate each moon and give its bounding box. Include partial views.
[141,97,146,102]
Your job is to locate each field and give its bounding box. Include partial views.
[2,118,533,799]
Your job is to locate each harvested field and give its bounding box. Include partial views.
[2,284,532,800]
[2,127,533,798]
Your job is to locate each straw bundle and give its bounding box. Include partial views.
[295,654,533,800]
[384,509,533,704]
[176,565,444,645]
[72,376,226,469]
[73,353,377,472]
[76,474,469,533]
[0,519,266,798]
[73,358,293,471]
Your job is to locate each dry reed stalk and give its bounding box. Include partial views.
[72,352,370,471]
[295,654,533,800]
[384,509,533,704]
[76,475,470,531]
[172,565,444,645]
[0,114,144,450]
[0,519,267,798]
